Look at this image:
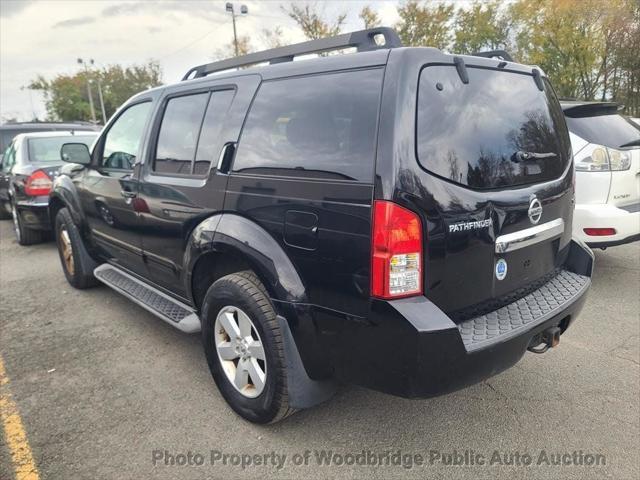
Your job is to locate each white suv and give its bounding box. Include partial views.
[562,102,640,249]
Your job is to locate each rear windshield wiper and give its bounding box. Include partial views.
[510,151,557,163]
[619,139,640,148]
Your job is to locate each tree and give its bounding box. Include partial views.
[261,26,285,49]
[214,35,252,60]
[360,5,381,29]
[283,3,347,40]
[29,62,162,123]
[395,1,455,50]
[453,0,510,54]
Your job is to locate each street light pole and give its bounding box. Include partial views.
[225,3,248,57]
[96,78,107,124]
[77,58,97,124]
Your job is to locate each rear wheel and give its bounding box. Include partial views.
[55,207,99,289]
[201,271,295,424]
[11,201,45,246]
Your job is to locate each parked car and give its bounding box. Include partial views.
[50,28,592,424]
[0,121,99,156]
[0,131,98,244]
[562,101,640,248]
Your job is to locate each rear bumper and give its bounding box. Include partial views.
[573,203,640,247]
[15,198,51,231]
[331,240,593,398]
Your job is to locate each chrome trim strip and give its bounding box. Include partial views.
[495,218,564,253]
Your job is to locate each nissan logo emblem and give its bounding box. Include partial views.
[528,197,543,224]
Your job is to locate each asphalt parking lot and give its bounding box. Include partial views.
[0,219,638,480]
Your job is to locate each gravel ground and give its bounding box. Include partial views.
[0,219,638,480]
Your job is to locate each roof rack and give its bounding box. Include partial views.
[471,49,514,62]
[182,27,402,81]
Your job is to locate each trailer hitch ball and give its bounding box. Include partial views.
[528,326,562,354]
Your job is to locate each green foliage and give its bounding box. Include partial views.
[453,0,510,54]
[30,62,162,123]
[395,1,455,50]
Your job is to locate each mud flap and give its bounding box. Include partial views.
[276,315,337,409]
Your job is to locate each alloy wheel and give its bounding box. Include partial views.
[59,227,75,275]
[214,305,267,398]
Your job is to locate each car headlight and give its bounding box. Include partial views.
[574,144,631,172]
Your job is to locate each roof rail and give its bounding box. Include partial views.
[471,49,514,62]
[182,27,402,81]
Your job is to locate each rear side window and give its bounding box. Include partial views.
[155,93,209,175]
[154,90,235,175]
[417,66,571,190]
[565,114,639,149]
[232,69,383,182]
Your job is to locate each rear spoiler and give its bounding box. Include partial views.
[561,102,622,118]
[471,49,514,62]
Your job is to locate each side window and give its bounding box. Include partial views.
[232,69,383,182]
[194,90,235,175]
[154,90,234,176]
[102,102,152,170]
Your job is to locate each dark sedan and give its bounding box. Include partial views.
[0,131,97,245]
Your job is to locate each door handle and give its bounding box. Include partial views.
[120,190,137,199]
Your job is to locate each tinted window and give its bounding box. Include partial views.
[417,66,571,189]
[232,69,383,182]
[565,114,639,149]
[28,135,96,163]
[154,93,208,175]
[1,143,16,172]
[194,90,235,175]
[102,102,152,170]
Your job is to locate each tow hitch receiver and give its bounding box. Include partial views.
[528,326,561,354]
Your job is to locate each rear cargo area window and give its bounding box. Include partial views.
[565,114,639,149]
[416,66,570,189]
[232,68,383,182]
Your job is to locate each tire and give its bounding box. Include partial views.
[11,201,46,246]
[55,207,99,289]
[0,202,11,220]
[201,271,296,424]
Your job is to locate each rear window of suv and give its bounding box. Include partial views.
[416,66,571,190]
[565,113,639,149]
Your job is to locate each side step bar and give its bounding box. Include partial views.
[93,264,201,333]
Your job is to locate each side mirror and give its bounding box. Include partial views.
[61,143,91,165]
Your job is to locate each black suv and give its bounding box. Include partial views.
[50,28,593,424]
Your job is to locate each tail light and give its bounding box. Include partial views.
[371,200,423,299]
[24,170,53,196]
[584,227,616,236]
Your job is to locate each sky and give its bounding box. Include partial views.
[0,0,408,122]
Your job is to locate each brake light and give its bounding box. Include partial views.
[584,227,616,236]
[24,170,53,196]
[371,200,423,299]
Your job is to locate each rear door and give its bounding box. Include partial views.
[412,64,573,317]
[136,76,259,298]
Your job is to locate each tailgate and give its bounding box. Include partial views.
[412,62,573,318]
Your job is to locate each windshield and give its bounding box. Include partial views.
[416,66,571,190]
[27,135,96,163]
[565,114,640,149]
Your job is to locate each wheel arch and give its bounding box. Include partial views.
[185,213,307,310]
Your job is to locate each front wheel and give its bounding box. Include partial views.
[55,207,99,289]
[201,271,296,424]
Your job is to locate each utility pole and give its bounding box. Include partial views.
[225,3,249,57]
[77,58,97,124]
